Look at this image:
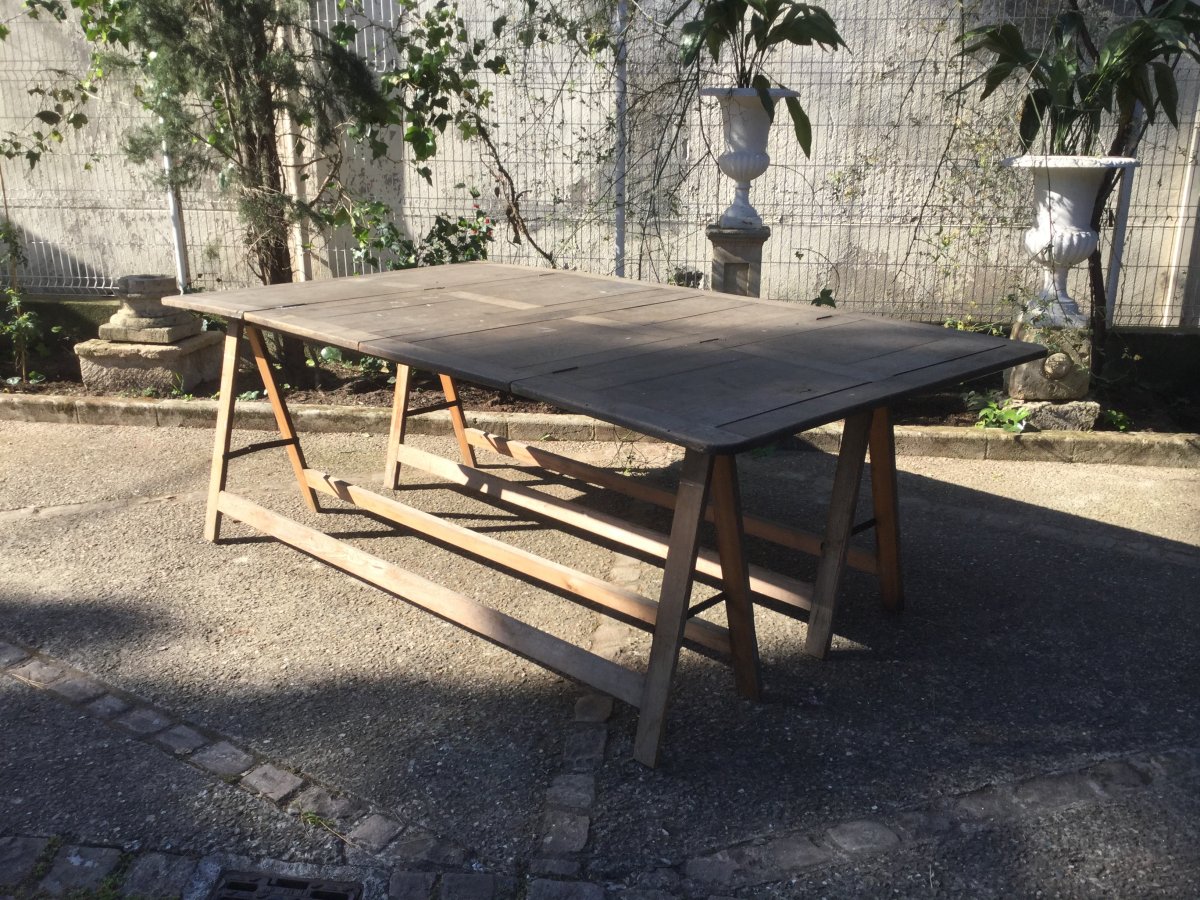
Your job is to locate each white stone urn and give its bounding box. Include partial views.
[1003,155,1138,327]
[702,87,798,228]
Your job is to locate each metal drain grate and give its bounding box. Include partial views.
[208,870,364,900]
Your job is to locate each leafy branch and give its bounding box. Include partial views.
[678,0,846,155]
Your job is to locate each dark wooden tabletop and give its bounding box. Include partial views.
[167,262,1046,453]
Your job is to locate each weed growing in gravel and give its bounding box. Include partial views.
[300,809,354,847]
[28,836,62,882]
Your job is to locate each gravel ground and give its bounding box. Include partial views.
[1,421,1197,889]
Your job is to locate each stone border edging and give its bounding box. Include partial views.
[2,393,1197,468]
[677,745,1199,894]
[0,638,472,875]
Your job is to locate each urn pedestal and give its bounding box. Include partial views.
[75,274,221,393]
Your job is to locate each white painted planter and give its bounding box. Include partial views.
[1003,155,1138,327]
[702,87,798,228]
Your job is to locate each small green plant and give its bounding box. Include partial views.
[300,810,337,830]
[961,3,1200,155]
[3,215,64,384]
[962,388,1002,412]
[1,289,62,384]
[29,835,62,881]
[237,389,263,401]
[168,374,194,400]
[357,355,389,377]
[334,188,495,272]
[810,287,835,307]
[944,316,1006,337]
[1101,408,1133,432]
[309,345,388,378]
[300,808,354,846]
[975,398,1030,433]
[679,0,847,155]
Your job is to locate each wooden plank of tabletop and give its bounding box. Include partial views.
[540,354,863,427]
[163,262,539,319]
[508,359,864,450]
[164,271,436,318]
[535,316,868,394]
[374,288,697,344]
[252,282,671,350]
[356,335,530,392]
[242,310,390,351]
[442,272,670,306]
[638,302,846,338]
[408,317,675,369]
[720,343,1046,443]
[568,292,751,328]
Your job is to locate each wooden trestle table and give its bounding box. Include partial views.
[166,262,1044,767]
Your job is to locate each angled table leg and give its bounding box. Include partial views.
[205,322,243,542]
[868,406,904,612]
[634,449,715,767]
[804,410,873,659]
[384,363,413,490]
[245,326,318,514]
[709,453,762,700]
[439,374,477,467]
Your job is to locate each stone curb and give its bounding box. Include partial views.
[2,393,1198,468]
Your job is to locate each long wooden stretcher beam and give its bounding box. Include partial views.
[392,443,816,614]
[301,467,732,655]
[464,428,879,575]
[215,490,646,708]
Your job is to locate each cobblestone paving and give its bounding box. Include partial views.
[4,632,1198,899]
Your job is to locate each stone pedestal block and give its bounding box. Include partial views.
[75,331,223,392]
[98,274,197,344]
[706,224,770,297]
[1006,323,1091,401]
[1015,400,1101,431]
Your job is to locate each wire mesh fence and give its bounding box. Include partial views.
[2,0,1197,329]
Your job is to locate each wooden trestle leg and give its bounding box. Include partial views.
[383,367,476,488]
[204,322,243,542]
[439,374,477,467]
[634,449,716,767]
[709,454,762,700]
[245,326,319,514]
[384,363,413,490]
[803,410,873,659]
[868,406,904,612]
